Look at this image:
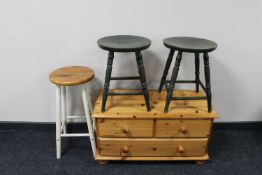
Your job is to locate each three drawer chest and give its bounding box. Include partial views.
[92,90,217,164]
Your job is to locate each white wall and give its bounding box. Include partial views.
[0,0,262,122]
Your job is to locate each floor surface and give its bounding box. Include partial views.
[0,124,262,175]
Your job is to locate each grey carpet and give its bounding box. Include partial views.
[0,123,262,175]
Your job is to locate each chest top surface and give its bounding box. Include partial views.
[92,90,217,119]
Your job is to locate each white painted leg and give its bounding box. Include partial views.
[56,86,62,159]
[82,85,96,157]
[61,86,67,134]
[84,83,96,130]
[85,83,93,112]
[92,118,96,131]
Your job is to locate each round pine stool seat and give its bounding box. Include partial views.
[164,37,217,53]
[49,66,94,86]
[97,35,151,52]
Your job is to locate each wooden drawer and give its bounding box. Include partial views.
[155,119,212,138]
[97,119,154,138]
[98,138,208,157]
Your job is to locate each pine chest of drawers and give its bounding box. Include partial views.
[92,90,217,164]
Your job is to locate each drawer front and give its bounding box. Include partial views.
[97,119,154,138]
[155,119,212,138]
[98,138,208,157]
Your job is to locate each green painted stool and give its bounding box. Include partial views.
[98,35,151,112]
[159,37,217,113]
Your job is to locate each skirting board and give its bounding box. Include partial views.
[0,121,262,131]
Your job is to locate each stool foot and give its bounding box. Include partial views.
[97,160,108,165]
[56,139,61,159]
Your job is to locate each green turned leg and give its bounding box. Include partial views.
[195,53,200,92]
[101,51,114,112]
[164,51,182,113]
[203,52,212,112]
[135,51,151,112]
[159,49,175,92]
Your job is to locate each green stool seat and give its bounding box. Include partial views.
[164,37,217,53]
[98,35,151,52]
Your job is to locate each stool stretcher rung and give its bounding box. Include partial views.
[108,91,144,96]
[165,79,207,94]
[60,133,90,137]
[172,96,207,100]
[110,76,140,80]
[166,80,196,84]
[66,115,85,119]
[61,122,65,133]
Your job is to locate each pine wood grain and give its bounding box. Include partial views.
[155,119,212,138]
[98,138,208,157]
[97,119,154,138]
[95,154,209,161]
[49,66,94,86]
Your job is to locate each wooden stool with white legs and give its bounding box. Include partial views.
[49,66,96,159]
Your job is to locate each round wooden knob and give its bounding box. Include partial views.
[122,145,129,153]
[121,127,129,134]
[180,126,188,134]
[177,145,185,153]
